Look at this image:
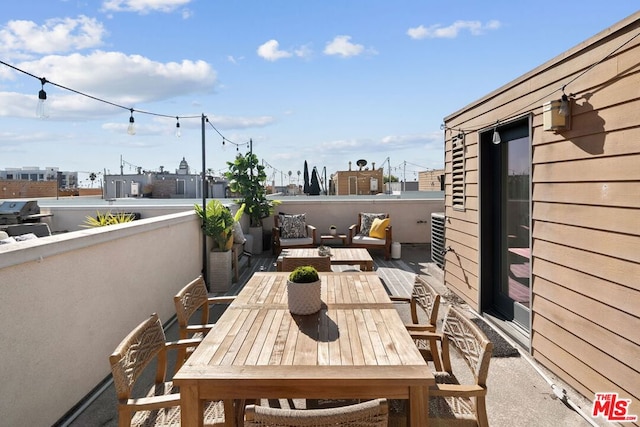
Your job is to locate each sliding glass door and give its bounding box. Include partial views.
[480,117,531,330]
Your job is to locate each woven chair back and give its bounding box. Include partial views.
[174,276,209,336]
[442,306,493,385]
[412,275,441,326]
[109,313,165,400]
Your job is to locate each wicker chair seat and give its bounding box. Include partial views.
[245,398,388,427]
[428,372,477,425]
[129,382,225,427]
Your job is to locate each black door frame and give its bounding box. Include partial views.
[479,115,532,330]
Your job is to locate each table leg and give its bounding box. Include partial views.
[408,386,428,427]
[180,384,204,427]
[224,399,237,427]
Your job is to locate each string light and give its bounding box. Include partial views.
[175,117,181,138]
[127,109,136,135]
[36,77,48,118]
[492,123,501,145]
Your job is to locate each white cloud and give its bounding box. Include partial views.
[257,40,292,62]
[208,115,275,130]
[0,16,106,56]
[294,44,313,59]
[101,0,192,14]
[381,132,442,147]
[323,35,364,58]
[407,20,501,39]
[16,51,217,105]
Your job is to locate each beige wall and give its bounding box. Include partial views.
[442,12,640,404]
[0,212,202,427]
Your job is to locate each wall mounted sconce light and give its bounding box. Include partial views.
[543,95,571,132]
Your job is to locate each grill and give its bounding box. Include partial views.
[0,200,42,225]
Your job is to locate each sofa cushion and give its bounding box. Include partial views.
[279,236,314,246]
[369,218,390,239]
[352,235,385,246]
[360,213,387,236]
[232,222,246,244]
[279,213,307,239]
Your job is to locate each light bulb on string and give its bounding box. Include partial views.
[36,77,49,118]
[558,94,571,117]
[222,138,226,151]
[492,123,501,145]
[175,117,181,138]
[127,109,136,135]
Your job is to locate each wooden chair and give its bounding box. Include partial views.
[272,213,317,256]
[347,213,392,260]
[173,276,235,371]
[391,275,442,371]
[281,256,332,272]
[410,306,493,427]
[245,399,388,427]
[109,313,226,427]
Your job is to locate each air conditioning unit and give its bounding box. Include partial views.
[431,212,445,269]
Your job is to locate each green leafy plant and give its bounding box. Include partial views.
[81,211,135,228]
[194,200,235,251]
[288,266,319,283]
[225,152,279,227]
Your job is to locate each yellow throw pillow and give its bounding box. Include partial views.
[369,218,390,239]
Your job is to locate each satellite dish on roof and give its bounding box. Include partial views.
[356,159,367,170]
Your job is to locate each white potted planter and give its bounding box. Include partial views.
[287,266,322,315]
[249,226,263,255]
[209,250,232,292]
[329,225,337,236]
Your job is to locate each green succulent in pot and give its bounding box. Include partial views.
[288,266,320,283]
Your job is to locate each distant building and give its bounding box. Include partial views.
[331,161,384,195]
[418,169,445,191]
[0,166,78,189]
[103,157,228,199]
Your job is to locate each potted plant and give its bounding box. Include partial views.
[329,225,337,236]
[287,266,322,315]
[225,152,280,254]
[81,211,135,227]
[194,200,235,292]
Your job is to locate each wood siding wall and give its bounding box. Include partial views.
[443,13,640,405]
[418,169,445,191]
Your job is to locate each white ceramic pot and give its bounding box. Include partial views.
[287,279,322,315]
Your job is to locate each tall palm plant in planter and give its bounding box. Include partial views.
[194,200,235,292]
[225,152,279,254]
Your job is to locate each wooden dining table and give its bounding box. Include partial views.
[173,271,434,426]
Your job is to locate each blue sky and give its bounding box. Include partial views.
[0,1,637,187]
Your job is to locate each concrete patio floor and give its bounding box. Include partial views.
[61,244,603,427]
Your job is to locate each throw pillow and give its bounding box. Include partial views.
[369,218,390,239]
[232,222,246,244]
[360,213,387,235]
[279,213,307,239]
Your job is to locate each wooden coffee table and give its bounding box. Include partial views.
[277,247,374,271]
